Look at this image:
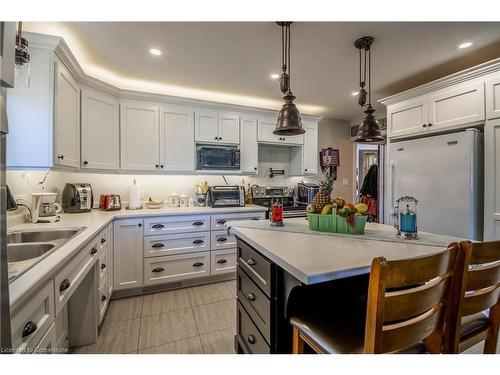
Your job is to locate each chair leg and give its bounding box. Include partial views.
[293,327,305,354]
[484,304,500,354]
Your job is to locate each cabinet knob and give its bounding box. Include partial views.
[214,136,218,140]
[193,239,204,245]
[422,124,427,128]
[59,279,71,293]
[247,335,256,345]
[155,164,159,168]
[192,221,204,226]
[216,219,227,225]
[160,165,164,168]
[427,123,433,127]
[192,262,204,267]
[83,161,88,165]
[247,293,256,301]
[22,321,38,338]
[101,295,107,302]
[217,237,228,242]
[152,224,165,229]
[152,267,164,273]
[90,247,98,255]
[138,223,142,227]
[247,259,256,266]
[101,238,106,244]
[101,263,106,270]
[254,167,257,170]
[216,259,227,264]
[152,243,165,248]
[57,155,64,160]
[304,168,308,172]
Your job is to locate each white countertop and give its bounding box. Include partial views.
[8,204,266,310]
[229,219,458,285]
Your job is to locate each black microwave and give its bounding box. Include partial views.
[197,145,240,170]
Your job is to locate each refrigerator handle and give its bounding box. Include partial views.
[389,160,396,222]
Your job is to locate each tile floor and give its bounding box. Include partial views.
[72,280,237,354]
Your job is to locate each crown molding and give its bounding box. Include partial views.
[379,57,500,107]
[23,32,322,121]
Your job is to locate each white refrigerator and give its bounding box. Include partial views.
[389,128,483,240]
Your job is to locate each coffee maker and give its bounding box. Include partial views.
[30,192,62,223]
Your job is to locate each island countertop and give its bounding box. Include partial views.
[228,218,463,285]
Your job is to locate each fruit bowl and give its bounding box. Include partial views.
[307,211,368,234]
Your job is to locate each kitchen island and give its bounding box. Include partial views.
[228,218,464,354]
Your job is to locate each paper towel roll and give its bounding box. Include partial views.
[128,179,142,209]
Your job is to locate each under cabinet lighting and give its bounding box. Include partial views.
[458,41,473,49]
[149,48,162,56]
[270,73,280,79]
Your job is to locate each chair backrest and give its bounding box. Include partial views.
[444,240,500,352]
[363,242,467,353]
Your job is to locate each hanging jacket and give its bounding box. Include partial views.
[360,164,378,197]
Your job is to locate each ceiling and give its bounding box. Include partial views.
[24,22,500,121]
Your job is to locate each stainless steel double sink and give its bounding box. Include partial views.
[7,227,86,281]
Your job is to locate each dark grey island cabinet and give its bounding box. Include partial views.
[233,237,371,354]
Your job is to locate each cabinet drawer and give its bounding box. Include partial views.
[54,239,99,314]
[144,231,210,258]
[237,239,272,297]
[11,280,55,353]
[237,301,270,354]
[211,212,265,230]
[237,267,271,343]
[97,225,110,253]
[98,249,109,283]
[211,248,237,275]
[98,277,109,325]
[144,215,210,235]
[33,322,56,354]
[211,230,236,250]
[144,251,210,285]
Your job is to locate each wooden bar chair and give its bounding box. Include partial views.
[290,242,467,354]
[444,240,500,354]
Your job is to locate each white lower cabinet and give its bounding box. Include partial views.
[211,230,236,250]
[55,305,69,353]
[211,249,237,275]
[144,231,210,257]
[113,218,144,290]
[144,215,210,235]
[33,323,57,354]
[11,280,55,353]
[144,251,211,285]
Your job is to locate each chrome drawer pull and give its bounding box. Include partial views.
[59,279,71,293]
[247,293,256,301]
[217,259,227,264]
[247,335,256,345]
[217,237,228,242]
[193,262,204,267]
[216,219,227,225]
[192,239,204,245]
[22,321,37,338]
[90,247,98,255]
[247,259,256,266]
[101,295,107,302]
[152,267,165,273]
[152,243,165,248]
[101,263,106,270]
[152,224,165,229]
[193,221,204,226]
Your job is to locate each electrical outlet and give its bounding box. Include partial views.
[342,178,349,186]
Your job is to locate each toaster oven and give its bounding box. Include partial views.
[209,186,245,208]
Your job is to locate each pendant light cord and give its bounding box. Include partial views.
[287,24,291,92]
[280,23,292,93]
[368,46,371,106]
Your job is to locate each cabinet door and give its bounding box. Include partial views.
[302,121,318,175]
[113,219,144,290]
[81,89,120,170]
[54,61,80,168]
[194,110,218,143]
[486,76,500,120]
[160,105,195,172]
[428,81,485,131]
[484,118,500,241]
[240,117,258,174]
[218,112,240,144]
[257,117,304,145]
[120,102,160,171]
[387,100,429,139]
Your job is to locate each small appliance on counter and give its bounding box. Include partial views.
[62,183,93,213]
[296,182,319,205]
[99,194,122,211]
[251,186,307,218]
[393,196,419,240]
[30,192,62,223]
[209,185,245,208]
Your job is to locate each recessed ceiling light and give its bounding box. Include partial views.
[458,41,473,49]
[149,48,162,56]
[351,91,359,96]
[270,73,280,79]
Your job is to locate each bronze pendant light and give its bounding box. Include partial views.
[354,36,384,143]
[274,22,305,136]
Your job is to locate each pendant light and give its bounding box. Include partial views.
[354,36,384,143]
[274,22,305,136]
[15,21,31,88]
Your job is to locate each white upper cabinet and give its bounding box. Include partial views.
[240,117,258,174]
[194,110,218,143]
[486,75,500,120]
[302,121,318,175]
[54,60,80,168]
[257,117,304,145]
[217,112,240,144]
[428,81,485,131]
[195,110,240,144]
[81,89,120,170]
[160,105,195,172]
[120,101,160,171]
[387,100,429,139]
